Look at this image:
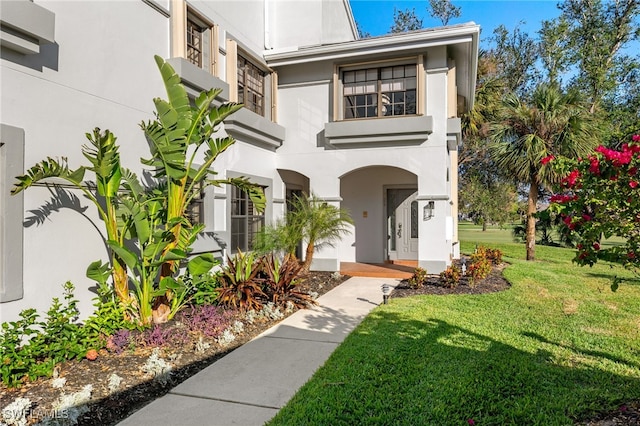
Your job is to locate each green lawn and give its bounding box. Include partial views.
[269,225,640,425]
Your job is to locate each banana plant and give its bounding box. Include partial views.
[141,55,266,283]
[12,129,133,306]
[13,55,267,327]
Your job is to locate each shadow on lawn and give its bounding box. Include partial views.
[522,331,640,370]
[273,311,640,425]
[584,271,640,286]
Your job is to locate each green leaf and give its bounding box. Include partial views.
[86,260,111,286]
[164,248,187,261]
[188,253,217,276]
[107,241,138,270]
[159,276,182,291]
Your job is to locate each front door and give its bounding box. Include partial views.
[387,188,419,261]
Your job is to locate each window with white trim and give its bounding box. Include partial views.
[343,64,417,119]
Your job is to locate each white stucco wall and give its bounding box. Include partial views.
[270,0,355,49]
[1,1,169,322]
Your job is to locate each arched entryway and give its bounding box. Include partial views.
[339,165,418,267]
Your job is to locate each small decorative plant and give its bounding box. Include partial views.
[217,251,266,312]
[407,267,428,289]
[439,265,462,288]
[467,258,492,287]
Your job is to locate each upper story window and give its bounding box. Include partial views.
[186,16,204,68]
[343,65,417,119]
[183,10,214,74]
[237,55,266,116]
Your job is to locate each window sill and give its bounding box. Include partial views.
[0,1,55,55]
[224,108,286,151]
[166,57,230,101]
[324,115,433,147]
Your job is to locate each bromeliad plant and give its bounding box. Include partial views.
[12,56,265,326]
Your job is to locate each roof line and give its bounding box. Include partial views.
[264,22,480,66]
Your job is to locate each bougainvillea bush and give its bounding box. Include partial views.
[547,134,640,288]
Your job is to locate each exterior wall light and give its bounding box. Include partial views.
[423,201,435,221]
[381,283,391,304]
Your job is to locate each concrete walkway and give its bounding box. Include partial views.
[117,276,399,426]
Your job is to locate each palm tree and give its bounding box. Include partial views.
[292,194,353,273]
[489,83,598,260]
[256,193,353,272]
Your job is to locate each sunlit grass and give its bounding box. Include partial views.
[268,226,640,425]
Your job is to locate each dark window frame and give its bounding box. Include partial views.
[186,15,205,68]
[185,181,205,226]
[342,64,417,120]
[237,55,266,117]
[230,185,265,253]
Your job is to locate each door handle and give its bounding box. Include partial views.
[397,223,402,238]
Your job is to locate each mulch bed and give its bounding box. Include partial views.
[0,272,348,426]
[391,259,510,298]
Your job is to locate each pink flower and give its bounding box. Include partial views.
[582,214,592,221]
[562,170,581,187]
[630,180,638,188]
[593,242,600,250]
[629,167,638,176]
[467,419,476,425]
[632,135,640,142]
[541,155,555,165]
[589,157,600,175]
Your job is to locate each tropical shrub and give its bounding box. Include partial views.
[255,193,353,272]
[261,254,315,308]
[12,56,265,326]
[0,283,90,387]
[439,265,462,288]
[467,258,492,287]
[217,251,266,312]
[407,267,428,289]
[548,133,640,289]
[474,245,503,265]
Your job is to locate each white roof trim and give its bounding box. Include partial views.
[264,23,479,67]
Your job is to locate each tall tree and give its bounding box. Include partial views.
[390,7,423,33]
[560,0,640,113]
[538,17,572,86]
[429,0,461,26]
[489,84,598,260]
[459,174,518,231]
[489,24,540,95]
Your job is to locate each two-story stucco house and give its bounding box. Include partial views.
[0,0,479,321]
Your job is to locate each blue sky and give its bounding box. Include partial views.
[350,0,562,46]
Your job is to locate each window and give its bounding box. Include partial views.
[231,185,265,252]
[237,55,265,116]
[183,10,214,74]
[185,182,204,225]
[186,16,204,68]
[343,65,417,119]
